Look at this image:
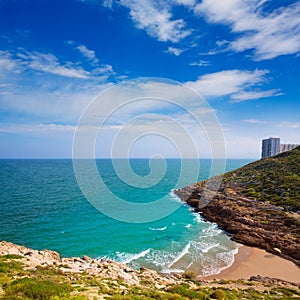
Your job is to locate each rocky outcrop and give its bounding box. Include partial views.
[1,241,300,299]
[175,181,300,267]
[175,148,300,266]
[0,241,179,288]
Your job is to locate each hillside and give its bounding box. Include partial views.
[1,241,300,300]
[223,146,300,212]
[175,146,300,266]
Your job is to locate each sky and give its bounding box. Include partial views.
[0,0,299,158]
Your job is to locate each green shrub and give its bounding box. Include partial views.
[182,271,197,281]
[259,220,269,225]
[271,287,300,297]
[51,296,86,300]
[3,277,73,299]
[0,260,24,274]
[167,284,209,299]
[211,289,225,300]
[0,254,23,260]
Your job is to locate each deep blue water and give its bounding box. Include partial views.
[0,159,253,276]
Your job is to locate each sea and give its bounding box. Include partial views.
[0,158,253,276]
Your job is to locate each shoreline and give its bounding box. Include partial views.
[202,245,300,283]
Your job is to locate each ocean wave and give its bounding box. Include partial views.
[118,249,151,264]
[202,247,240,277]
[185,224,191,228]
[149,226,167,231]
[160,267,184,274]
[202,243,220,253]
[169,190,182,203]
[201,225,222,236]
[96,255,108,261]
[168,242,191,268]
[192,213,205,224]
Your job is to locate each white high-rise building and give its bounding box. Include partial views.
[280,144,299,153]
[261,137,280,158]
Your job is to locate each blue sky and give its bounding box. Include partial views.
[0,0,299,158]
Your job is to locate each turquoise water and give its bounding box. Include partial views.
[0,159,253,276]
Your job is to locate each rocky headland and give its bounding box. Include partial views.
[175,146,300,267]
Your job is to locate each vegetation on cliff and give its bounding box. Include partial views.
[175,147,300,266]
[223,146,300,212]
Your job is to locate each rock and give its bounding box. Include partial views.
[175,183,300,266]
[82,255,93,262]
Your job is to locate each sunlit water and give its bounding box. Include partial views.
[0,159,253,276]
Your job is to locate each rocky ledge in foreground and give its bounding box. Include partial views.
[1,241,299,299]
[175,147,300,267]
[0,241,176,288]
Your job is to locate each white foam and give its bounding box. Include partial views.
[202,247,240,277]
[168,242,191,268]
[192,213,205,224]
[202,243,220,253]
[201,225,222,236]
[161,268,184,274]
[169,190,182,203]
[121,249,151,264]
[96,255,108,261]
[185,224,191,228]
[149,226,167,231]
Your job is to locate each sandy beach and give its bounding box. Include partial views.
[203,246,300,283]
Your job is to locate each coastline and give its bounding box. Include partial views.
[203,245,300,283]
[1,241,300,299]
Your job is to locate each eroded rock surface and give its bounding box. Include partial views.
[175,179,300,266]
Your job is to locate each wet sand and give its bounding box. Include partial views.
[203,246,300,283]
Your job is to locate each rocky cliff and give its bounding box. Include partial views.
[175,147,300,266]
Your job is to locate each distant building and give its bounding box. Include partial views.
[261,138,299,158]
[261,137,280,158]
[280,143,299,153]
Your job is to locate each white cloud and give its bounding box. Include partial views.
[0,82,110,123]
[102,0,114,9]
[280,122,300,129]
[91,64,114,76]
[199,40,230,56]
[120,0,191,42]
[173,0,196,8]
[185,69,281,101]
[195,0,300,60]
[66,41,114,77]
[0,50,20,75]
[2,47,115,81]
[0,123,75,134]
[243,119,300,129]
[0,83,11,87]
[17,51,91,79]
[166,47,184,56]
[243,119,268,124]
[189,60,210,66]
[230,89,283,103]
[76,44,99,64]
[186,69,265,96]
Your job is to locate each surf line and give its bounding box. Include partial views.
[168,242,191,268]
[122,249,151,264]
[149,226,167,231]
